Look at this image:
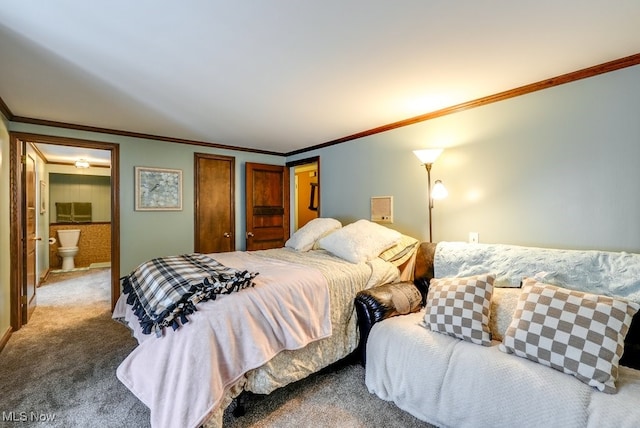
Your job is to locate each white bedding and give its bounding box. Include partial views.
[242,250,396,396]
[435,242,640,302]
[115,248,398,428]
[365,310,640,428]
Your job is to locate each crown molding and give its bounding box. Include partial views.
[0,96,14,121]
[3,53,639,158]
[9,115,285,156]
[286,53,640,157]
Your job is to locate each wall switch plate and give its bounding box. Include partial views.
[469,232,479,244]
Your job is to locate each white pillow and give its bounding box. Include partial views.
[317,219,401,264]
[365,258,401,289]
[285,218,342,252]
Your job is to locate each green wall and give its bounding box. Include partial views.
[49,174,111,223]
[288,64,640,253]
[5,62,640,299]
[8,122,284,275]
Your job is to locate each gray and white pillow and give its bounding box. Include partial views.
[423,274,495,346]
[500,278,639,393]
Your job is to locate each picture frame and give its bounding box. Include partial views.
[135,166,183,211]
[40,180,46,214]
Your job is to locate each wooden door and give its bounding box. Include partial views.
[245,162,289,250]
[23,152,37,323]
[194,153,235,254]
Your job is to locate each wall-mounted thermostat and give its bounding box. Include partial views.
[371,196,393,223]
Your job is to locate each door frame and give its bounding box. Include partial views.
[286,156,320,231]
[9,132,120,331]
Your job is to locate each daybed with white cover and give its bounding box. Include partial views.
[360,242,640,427]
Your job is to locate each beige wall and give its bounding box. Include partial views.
[295,164,318,229]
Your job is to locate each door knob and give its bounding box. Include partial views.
[246,232,254,238]
[223,232,231,238]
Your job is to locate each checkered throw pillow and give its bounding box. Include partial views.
[500,279,639,393]
[424,274,495,346]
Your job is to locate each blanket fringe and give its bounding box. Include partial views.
[121,254,258,337]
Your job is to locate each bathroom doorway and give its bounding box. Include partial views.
[47,174,112,272]
[10,132,120,331]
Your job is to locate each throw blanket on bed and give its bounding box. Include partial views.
[116,250,332,428]
[122,253,258,336]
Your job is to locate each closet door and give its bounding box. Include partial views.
[194,153,235,253]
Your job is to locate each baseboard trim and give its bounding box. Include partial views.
[0,326,12,354]
[40,268,52,285]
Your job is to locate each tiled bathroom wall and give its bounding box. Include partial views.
[49,223,111,269]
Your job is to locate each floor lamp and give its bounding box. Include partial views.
[413,149,448,243]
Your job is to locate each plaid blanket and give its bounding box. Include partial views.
[121,253,258,336]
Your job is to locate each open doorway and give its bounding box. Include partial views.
[287,156,320,232]
[9,132,120,331]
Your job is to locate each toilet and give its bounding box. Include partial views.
[57,229,81,270]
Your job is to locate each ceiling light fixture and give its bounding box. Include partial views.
[413,149,448,243]
[75,159,90,169]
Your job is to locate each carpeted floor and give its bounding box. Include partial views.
[0,269,148,427]
[0,269,433,427]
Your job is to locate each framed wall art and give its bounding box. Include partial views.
[135,166,183,211]
[40,180,47,214]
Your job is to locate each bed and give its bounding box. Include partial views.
[112,219,418,428]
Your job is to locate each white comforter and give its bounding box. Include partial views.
[115,249,398,428]
[116,250,331,428]
[435,241,640,302]
[365,311,640,428]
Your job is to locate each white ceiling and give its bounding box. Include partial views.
[1,1,639,155]
[33,143,111,167]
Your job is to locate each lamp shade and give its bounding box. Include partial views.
[413,149,443,164]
